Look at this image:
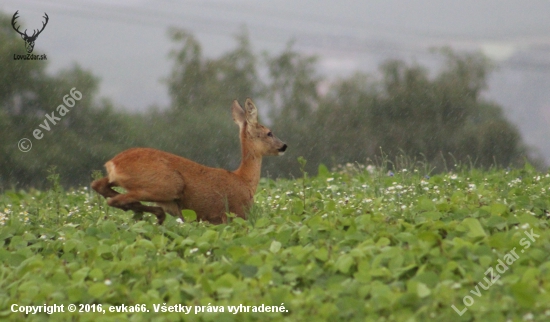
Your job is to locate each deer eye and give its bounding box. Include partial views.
[267,132,273,137]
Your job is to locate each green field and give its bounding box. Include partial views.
[1,163,549,321]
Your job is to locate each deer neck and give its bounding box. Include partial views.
[234,139,262,194]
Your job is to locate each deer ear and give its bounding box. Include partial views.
[244,98,258,125]
[232,100,245,128]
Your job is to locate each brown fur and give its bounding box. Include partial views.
[91,99,287,224]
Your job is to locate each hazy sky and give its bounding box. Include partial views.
[3,0,550,162]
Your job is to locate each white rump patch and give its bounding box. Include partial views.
[105,161,117,183]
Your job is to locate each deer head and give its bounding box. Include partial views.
[11,11,49,54]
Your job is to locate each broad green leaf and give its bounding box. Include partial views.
[314,247,328,262]
[63,239,78,253]
[270,240,282,253]
[417,196,435,211]
[375,237,390,247]
[317,164,330,178]
[511,282,536,308]
[461,218,487,238]
[88,283,109,298]
[181,209,197,222]
[335,254,354,274]
[239,265,258,278]
[214,273,238,289]
[135,239,155,250]
[489,203,508,216]
[417,282,431,298]
[226,245,247,260]
[89,268,104,280]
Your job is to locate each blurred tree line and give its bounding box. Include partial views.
[0,11,540,189]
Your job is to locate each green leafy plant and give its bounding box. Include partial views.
[46,166,62,223]
[0,164,549,321]
[298,156,308,214]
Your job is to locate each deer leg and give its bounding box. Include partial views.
[107,193,166,225]
[92,178,158,221]
[91,177,119,198]
[156,201,184,221]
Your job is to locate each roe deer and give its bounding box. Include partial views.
[91,98,287,225]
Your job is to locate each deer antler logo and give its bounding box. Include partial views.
[11,11,49,54]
